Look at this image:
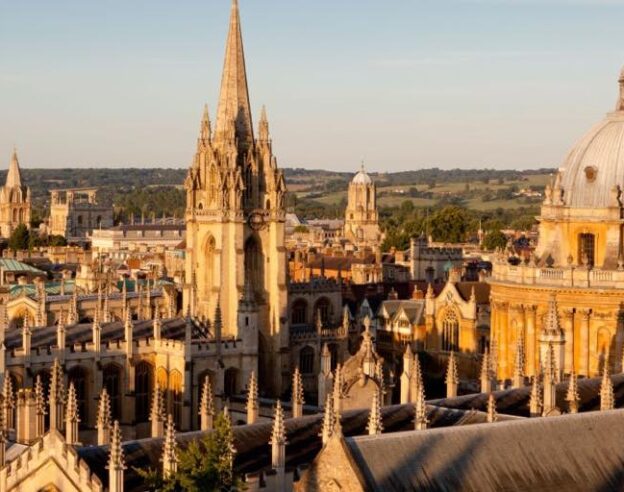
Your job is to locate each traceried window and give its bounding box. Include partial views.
[291,299,308,325]
[441,310,459,352]
[103,363,122,420]
[299,346,315,375]
[68,366,88,426]
[135,362,153,423]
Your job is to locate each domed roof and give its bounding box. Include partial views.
[559,69,624,209]
[352,164,373,185]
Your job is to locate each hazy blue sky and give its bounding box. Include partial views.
[1,0,624,172]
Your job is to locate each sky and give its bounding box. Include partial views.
[1,0,624,172]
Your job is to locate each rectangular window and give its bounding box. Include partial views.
[578,233,595,267]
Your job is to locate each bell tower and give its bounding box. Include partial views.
[184,0,288,394]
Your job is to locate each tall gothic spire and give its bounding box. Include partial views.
[215,0,254,149]
[6,148,23,188]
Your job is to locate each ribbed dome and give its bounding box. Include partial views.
[560,70,624,209]
[352,165,372,185]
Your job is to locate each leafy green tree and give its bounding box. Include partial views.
[8,224,29,251]
[428,206,472,243]
[482,230,508,251]
[136,412,240,492]
[48,235,68,247]
[293,225,309,233]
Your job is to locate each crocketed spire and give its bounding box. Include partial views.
[34,375,46,437]
[97,387,112,445]
[332,363,344,413]
[49,358,65,431]
[542,343,558,416]
[529,374,543,417]
[199,376,215,431]
[107,420,125,492]
[600,358,615,411]
[543,294,563,337]
[153,302,162,340]
[292,367,304,418]
[487,393,498,423]
[150,383,165,438]
[480,348,493,393]
[320,394,336,445]
[6,147,23,188]
[215,0,254,149]
[512,337,525,389]
[1,373,15,433]
[65,381,80,445]
[566,370,580,414]
[414,382,428,431]
[367,386,383,436]
[445,351,459,398]
[246,371,258,424]
[162,414,178,478]
[409,352,422,404]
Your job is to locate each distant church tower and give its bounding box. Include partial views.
[0,148,31,238]
[184,0,288,394]
[344,164,381,246]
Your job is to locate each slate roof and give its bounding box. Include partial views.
[344,409,624,491]
[0,258,45,273]
[454,281,490,304]
[77,403,510,491]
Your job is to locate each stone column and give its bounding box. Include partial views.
[563,308,574,374]
[524,305,536,377]
[579,309,591,377]
[499,303,509,380]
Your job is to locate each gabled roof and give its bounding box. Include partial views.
[0,258,44,274]
[344,409,624,492]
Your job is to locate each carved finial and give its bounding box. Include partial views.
[97,387,112,445]
[150,383,165,438]
[292,367,305,418]
[529,374,543,417]
[320,394,336,445]
[199,376,215,431]
[512,338,525,389]
[332,364,344,413]
[270,400,287,450]
[34,375,46,437]
[162,414,178,478]
[480,348,493,393]
[65,382,80,444]
[409,352,423,404]
[486,393,498,423]
[49,358,65,431]
[107,420,125,492]
[566,370,580,414]
[600,358,615,411]
[246,371,258,424]
[414,381,428,431]
[445,351,459,398]
[153,303,162,340]
[367,386,383,436]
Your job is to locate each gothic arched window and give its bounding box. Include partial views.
[68,366,88,426]
[291,299,308,325]
[103,363,122,420]
[314,297,331,326]
[135,361,153,423]
[244,236,264,298]
[441,310,459,352]
[299,346,315,375]
[224,367,239,397]
[170,370,183,427]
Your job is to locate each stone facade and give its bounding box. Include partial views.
[182,0,288,395]
[343,165,381,247]
[49,188,113,240]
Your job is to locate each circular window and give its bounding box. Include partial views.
[584,166,598,182]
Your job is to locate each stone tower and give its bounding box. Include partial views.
[344,164,381,246]
[184,0,288,394]
[0,148,31,238]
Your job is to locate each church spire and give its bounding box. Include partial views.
[215,0,254,149]
[6,147,23,188]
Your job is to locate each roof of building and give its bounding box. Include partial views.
[0,258,45,274]
[454,281,491,304]
[77,403,511,491]
[559,69,624,209]
[351,164,373,185]
[344,409,624,492]
[10,280,76,298]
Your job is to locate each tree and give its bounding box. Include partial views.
[482,230,508,251]
[8,224,29,251]
[136,412,240,492]
[428,206,472,243]
[48,235,68,247]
